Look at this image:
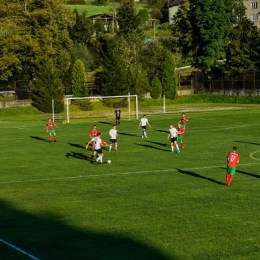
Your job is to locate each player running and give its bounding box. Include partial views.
[89,125,100,151]
[86,133,108,164]
[138,114,151,138]
[46,118,58,142]
[224,147,240,186]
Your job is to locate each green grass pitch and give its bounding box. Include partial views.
[0,108,260,260]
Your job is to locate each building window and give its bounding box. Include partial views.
[251,2,258,9]
[252,14,258,21]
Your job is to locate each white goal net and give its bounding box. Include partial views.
[64,94,138,123]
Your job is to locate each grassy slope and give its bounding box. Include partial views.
[0,107,260,259]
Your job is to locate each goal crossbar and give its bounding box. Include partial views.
[65,94,138,123]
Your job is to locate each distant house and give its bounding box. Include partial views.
[243,0,260,28]
[161,0,181,24]
[89,14,114,31]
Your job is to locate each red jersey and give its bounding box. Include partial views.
[227,152,240,168]
[177,127,185,137]
[89,129,100,138]
[180,115,188,125]
[46,121,55,130]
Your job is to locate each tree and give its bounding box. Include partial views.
[71,59,88,97]
[116,0,141,36]
[94,19,106,34]
[172,0,236,71]
[0,0,75,81]
[32,59,64,113]
[161,50,178,99]
[224,1,260,74]
[150,77,162,99]
[0,0,40,80]
[98,35,133,96]
[69,10,94,46]
[138,9,149,25]
[141,41,166,82]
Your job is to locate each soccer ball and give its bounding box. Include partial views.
[107,160,111,164]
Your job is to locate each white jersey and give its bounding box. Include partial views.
[140,118,149,126]
[92,137,102,150]
[169,128,178,138]
[109,129,117,139]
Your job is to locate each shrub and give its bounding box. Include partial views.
[150,77,162,99]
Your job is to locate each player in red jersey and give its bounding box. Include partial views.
[224,147,240,186]
[89,125,100,151]
[46,118,58,142]
[180,113,188,129]
[177,122,185,148]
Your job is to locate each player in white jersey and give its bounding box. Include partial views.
[86,133,106,163]
[109,125,118,152]
[138,114,151,138]
[167,124,180,153]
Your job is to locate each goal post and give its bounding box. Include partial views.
[65,94,138,123]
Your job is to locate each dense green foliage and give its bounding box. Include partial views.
[161,50,178,99]
[69,9,94,46]
[173,94,260,104]
[32,60,64,113]
[71,59,88,97]
[172,0,236,71]
[150,77,162,99]
[224,1,259,74]
[116,0,141,36]
[2,0,260,107]
[1,108,260,259]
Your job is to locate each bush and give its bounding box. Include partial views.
[66,0,87,5]
[72,100,93,111]
[150,77,162,99]
[173,94,260,104]
[101,98,128,108]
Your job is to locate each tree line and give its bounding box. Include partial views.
[0,0,259,112]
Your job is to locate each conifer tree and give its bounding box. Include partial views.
[161,51,178,99]
[71,59,88,97]
[150,77,162,99]
[32,60,64,113]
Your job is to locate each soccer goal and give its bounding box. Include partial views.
[64,94,138,123]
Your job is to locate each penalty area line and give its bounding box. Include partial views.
[0,238,40,260]
[0,162,260,185]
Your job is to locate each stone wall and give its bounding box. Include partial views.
[0,99,32,108]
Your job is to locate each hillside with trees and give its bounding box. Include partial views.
[1,0,260,111]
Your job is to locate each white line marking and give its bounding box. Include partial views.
[0,238,40,260]
[250,150,260,161]
[0,163,259,185]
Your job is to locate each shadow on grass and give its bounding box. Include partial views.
[98,121,113,126]
[0,200,174,260]
[235,140,260,146]
[68,142,85,149]
[134,143,168,152]
[66,151,90,161]
[177,168,224,185]
[118,132,139,137]
[153,129,169,134]
[236,169,260,179]
[145,140,168,147]
[30,136,49,142]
